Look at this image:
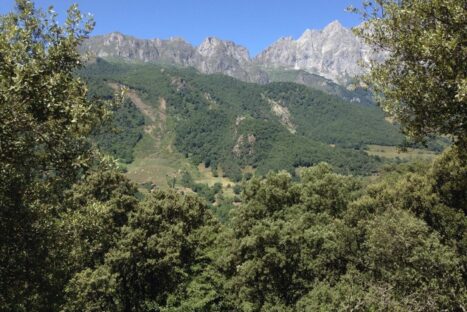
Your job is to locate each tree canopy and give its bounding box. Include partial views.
[351,0,467,148]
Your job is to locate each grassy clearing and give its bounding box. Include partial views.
[118,87,239,197]
[126,137,194,188]
[366,145,438,161]
[120,89,196,188]
[196,164,236,197]
[126,128,237,197]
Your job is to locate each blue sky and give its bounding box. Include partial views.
[2,0,364,56]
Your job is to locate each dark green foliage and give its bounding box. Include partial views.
[430,146,467,212]
[81,69,145,163]
[179,171,220,203]
[63,190,222,311]
[58,155,466,312]
[221,165,361,310]
[179,170,195,187]
[266,68,376,107]
[212,182,223,194]
[263,82,402,147]
[218,158,466,311]
[352,0,467,148]
[191,183,216,203]
[212,201,235,224]
[92,99,144,163]
[0,2,104,310]
[80,60,403,177]
[233,184,242,195]
[175,109,230,165]
[60,170,140,295]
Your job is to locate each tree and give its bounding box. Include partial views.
[351,0,467,148]
[223,165,360,311]
[61,170,139,273]
[63,190,222,311]
[0,1,114,310]
[360,208,464,311]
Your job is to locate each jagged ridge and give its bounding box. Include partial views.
[81,21,376,86]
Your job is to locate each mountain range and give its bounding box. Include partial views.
[79,21,410,186]
[81,21,374,88]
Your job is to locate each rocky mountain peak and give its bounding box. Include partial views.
[199,36,221,47]
[255,20,373,84]
[197,37,250,63]
[194,36,261,82]
[322,20,345,33]
[168,36,188,42]
[277,36,294,42]
[107,31,125,40]
[298,29,317,39]
[81,20,374,86]
[101,32,133,47]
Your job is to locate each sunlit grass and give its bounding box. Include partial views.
[366,145,438,161]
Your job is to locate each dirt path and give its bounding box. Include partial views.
[159,97,167,123]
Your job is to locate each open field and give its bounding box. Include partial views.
[126,130,237,195]
[196,164,236,197]
[126,153,237,197]
[366,145,439,161]
[116,87,239,197]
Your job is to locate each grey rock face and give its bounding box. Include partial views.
[82,32,199,66]
[81,21,374,86]
[196,37,268,83]
[81,32,267,83]
[255,21,373,84]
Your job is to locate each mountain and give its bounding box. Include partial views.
[265,68,374,106]
[82,32,197,65]
[81,21,374,88]
[81,32,268,83]
[82,59,404,185]
[196,37,269,83]
[255,21,373,85]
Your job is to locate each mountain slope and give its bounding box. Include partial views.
[265,68,374,106]
[82,59,403,181]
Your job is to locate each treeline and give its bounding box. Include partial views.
[5,151,466,311]
[64,149,464,312]
[263,82,403,147]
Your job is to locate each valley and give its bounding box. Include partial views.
[83,59,441,201]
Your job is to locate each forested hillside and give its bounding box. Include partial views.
[82,59,404,179]
[1,1,465,312]
[265,68,375,106]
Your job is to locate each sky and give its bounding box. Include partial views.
[1,0,364,56]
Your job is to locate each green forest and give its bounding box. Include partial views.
[81,59,408,179]
[0,1,466,311]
